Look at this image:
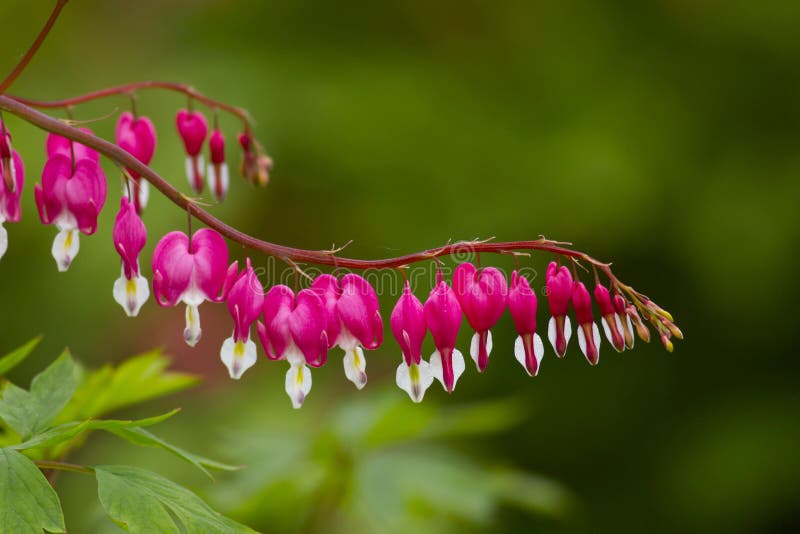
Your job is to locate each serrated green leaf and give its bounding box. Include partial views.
[0,337,42,377]
[106,426,240,480]
[95,465,256,534]
[0,351,77,439]
[12,410,180,451]
[58,349,198,423]
[0,448,65,533]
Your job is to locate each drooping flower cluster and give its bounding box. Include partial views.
[0,85,681,411]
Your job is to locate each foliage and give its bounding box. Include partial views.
[0,338,254,534]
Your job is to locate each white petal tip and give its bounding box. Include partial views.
[221,337,257,379]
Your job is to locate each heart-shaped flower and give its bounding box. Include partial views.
[257,285,329,408]
[151,228,229,346]
[452,262,508,372]
[116,112,156,212]
[424,274,464,393]
[35,149,107,272]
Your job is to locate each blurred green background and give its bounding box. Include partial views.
[2,0,799,532]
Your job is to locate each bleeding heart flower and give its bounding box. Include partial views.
[176,109,208,194]
[35,146,107,271]
[391,281,433,402]
[424,274,465,393]
[0,136,23,261]
[207,129,229,201]
[507,270,545,377]
[151,228,229,346]
[257,285,328,408]
[545,261,573,358]
[112,197,149,317]
[336,273,383,390]
[452,262,508,372]
[594,283,626,352]
[220,259,264,379]
[115,112,156,213]
[572,281,601,365]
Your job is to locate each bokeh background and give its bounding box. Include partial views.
[2,0,799,532]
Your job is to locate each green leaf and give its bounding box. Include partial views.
[106,427,240,480]
[0,448,65,533]
[489,469,574,518]
[12,410,180,451]
[0,351,77,439]
[58,349,198,422]
[0,337,42,377]
[95,465,256,534]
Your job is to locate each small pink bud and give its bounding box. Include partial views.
[571,281,601,365]
[207,129,229,201]
[452,262,507,372]
[613,294,635,349]
[507,271,544,377]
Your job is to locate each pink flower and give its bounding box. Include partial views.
[507,270,545,377]
[115,112,156,213]
[151,228,229,346]
[0,126,24,261]
[35,143,107,272]
[572,281,601,365]
[391,281,433,402]
[207,129,229,201]
[613,294,635,349]
[336,273,383,389]
[257,285,329,408]
[545,262,573,358]
[112,197,149,317]
[176,110,208,194]
[594,283,626,352]
[220,259,264,379]
[452,262,508,372]
[424,275,465,393]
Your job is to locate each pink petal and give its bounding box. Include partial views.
[337,274,383,349]
[507,270,537,335]
[310,274,342,348]
[151,231,193,306]
[390,281,426,366]
[190,228,229,300]
[176,110,208,156]
[260,285,295,360]
[289,289,329,367]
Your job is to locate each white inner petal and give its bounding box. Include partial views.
[52,228,80,272]
[468,330,493,370]
[113,268,150,317]
[513,334,544,376]
[396,360,434,403]
[220,335,258,379]
[429,348,466,392]
[184,304,202,347]
[285,361,312,409]
[625,315,635,349]
[343,346,367,390]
